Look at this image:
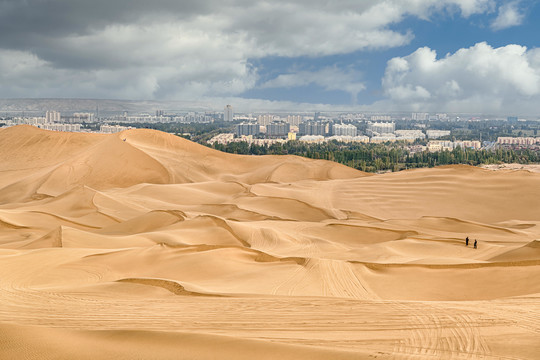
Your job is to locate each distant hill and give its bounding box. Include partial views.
[0,98,216,115]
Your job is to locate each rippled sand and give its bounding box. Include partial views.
[1,125,539,359]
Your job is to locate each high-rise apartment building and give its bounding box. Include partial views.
[45,111,61,123]
[224,105,234,121]
[299,121,331,136]
[236,123,259,137]
[266,121,290,137]
[412,112,429,121]
[257,114,275,125]
[367,122,395,136]
[332,123,357,137]
[72,113,95,123]
[286,115,303,126]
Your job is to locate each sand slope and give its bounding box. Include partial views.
[1,125,539,359]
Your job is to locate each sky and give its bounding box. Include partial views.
[0,0,539,114]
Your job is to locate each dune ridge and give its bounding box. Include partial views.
[0,125,539,359]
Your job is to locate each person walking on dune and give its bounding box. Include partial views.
[474,239,477,249]
[466,237,469,246]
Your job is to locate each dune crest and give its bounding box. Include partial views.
[1,126,539,359]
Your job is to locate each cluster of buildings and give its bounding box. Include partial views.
[70,112,94,123]
[218,115,530,153]
[227,119,453,146]
[3,111,85,132]
[226,120,426,145]
[111,112,216,124]
[45,111,94,124]
[208,133,288,147]
[38,123,81,132]
[407,140,482,154]
[2,111,130,134]
[294,135,369,143]
[2,106,538,155]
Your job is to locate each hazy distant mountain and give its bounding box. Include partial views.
[0,98,216,114]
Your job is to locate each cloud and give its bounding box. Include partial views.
[381,42,540,114]
[260,67,366,104]
[491,1,525,30]
[0,0,496,101]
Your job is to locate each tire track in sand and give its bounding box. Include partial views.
[482,299,540,335]
[318,259,376,300]
[391,301,499,359]
[272,258,375,300]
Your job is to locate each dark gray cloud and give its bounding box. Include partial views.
[0,0,212,60]
[0,0,208,37]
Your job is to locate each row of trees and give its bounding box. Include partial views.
[210,140,540,173]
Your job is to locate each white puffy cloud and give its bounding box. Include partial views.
[381,42,540,113]
[491,1,525,30]
[0,0,495,101]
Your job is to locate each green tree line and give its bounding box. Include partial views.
[210,140,540,173]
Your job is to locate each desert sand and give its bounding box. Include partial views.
[0,125,539,359]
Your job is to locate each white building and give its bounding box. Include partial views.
[332,123,357,137]
[14,117,43,125]
[411,112,429,121]
[427,141,453,152]
[353,135,370,143]
[426,130,451,139]
[395,130,425,141]
[427,140,481,152]
[299,135,325,143]
[455,141,481,149]
[40,123,81,132]
[45,111,61,123]
[497,137,538,145]
[224,105,234,122]
[367,122,395,136]
[286,115,303,126]
[371,134,397,143]
[370,115,391,121]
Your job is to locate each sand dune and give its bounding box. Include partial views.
[0,125,539,359]
[0,323,364,360]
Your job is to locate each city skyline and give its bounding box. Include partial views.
[0,1,539,114]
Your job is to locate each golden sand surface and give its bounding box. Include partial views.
[1,125,539,359]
